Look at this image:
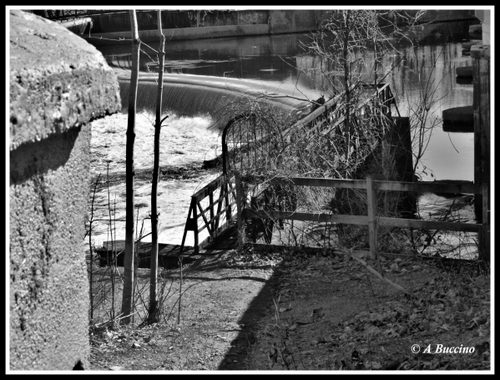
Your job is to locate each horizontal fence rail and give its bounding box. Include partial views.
[242,210,481,233]
[261,176,479,194]
[236,174,486,258]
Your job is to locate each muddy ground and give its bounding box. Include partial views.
[88,248,490,372]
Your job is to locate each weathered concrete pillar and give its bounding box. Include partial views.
[9,10,120,370]
[474,10,490,45]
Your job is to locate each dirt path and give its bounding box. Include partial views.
[89,250,276,370]
[89,249,490,371]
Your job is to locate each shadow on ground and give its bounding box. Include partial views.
[216,250,490,371]
[217,263,281,370]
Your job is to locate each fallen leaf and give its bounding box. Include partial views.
[278,306,291,313]
[369,361,382,370]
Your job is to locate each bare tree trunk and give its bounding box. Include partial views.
[88,174,100,322]
[121,9,141,325]
[343,11,351,162]
[148,10,166,324]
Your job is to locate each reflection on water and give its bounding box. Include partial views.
[295,42,474,181]
[387,43,474,181]
[100,33,312,80]
[99,32,474,181]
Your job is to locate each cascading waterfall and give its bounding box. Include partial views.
[116,70,313,129]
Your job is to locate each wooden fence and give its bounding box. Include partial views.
[235,174,488,260]
[179,175,237,254]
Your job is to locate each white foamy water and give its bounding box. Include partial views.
[89,111,220,247]
[90,111,220,174]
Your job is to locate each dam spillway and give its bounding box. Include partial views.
[115,69,316,129]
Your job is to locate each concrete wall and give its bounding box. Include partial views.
[9,10,120,370]
[269,10,319,34]
[85,9,481,46]
[418,9,477,23]
[86,9,321,43]
[474,10,490,45]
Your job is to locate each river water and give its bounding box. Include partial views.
[89,31,476,256]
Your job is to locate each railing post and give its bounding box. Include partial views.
[235,172,246,250]
[185,197,200,254]
[366,176,378,259]
[179,196,198,255]
[472,45,490,262]
[225,176,232,223]
[213,181,224,232]
[193,198,200,254]
[208,190,215,236]
[480,181,490,262]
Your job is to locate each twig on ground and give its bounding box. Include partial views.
[341,249,411,295]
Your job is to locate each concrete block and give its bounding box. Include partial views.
[9,10,120,370]
[9,10,121,151]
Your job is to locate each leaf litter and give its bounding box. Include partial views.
[89,249,490,371]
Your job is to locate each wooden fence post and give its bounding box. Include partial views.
[366,176,378,259]
[209,190,215,236]
[192,197,199,254]
[481,181,490,262]
[235,173,246,250]
[472,45,490,262]
[225,177,232,223]
[179,197,198,254]
[213,183,224,231]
